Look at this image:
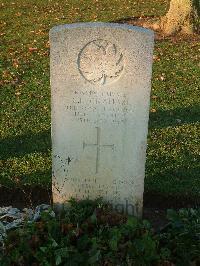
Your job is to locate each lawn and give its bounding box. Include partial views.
[0,0,199,200]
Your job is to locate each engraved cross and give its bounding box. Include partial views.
[83,127,114,174]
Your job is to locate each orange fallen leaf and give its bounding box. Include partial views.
[13,59,19,68]
[45,41,50,48]
[29,47,38,52]
[153,55,160,61]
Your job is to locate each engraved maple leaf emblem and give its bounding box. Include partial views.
[78,39,124,85]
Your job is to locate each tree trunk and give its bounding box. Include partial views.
[160,0,199,35]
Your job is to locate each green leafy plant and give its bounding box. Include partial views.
[158,208,200,265]
[0,200,200,265]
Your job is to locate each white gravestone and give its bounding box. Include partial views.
[50,23,154,217]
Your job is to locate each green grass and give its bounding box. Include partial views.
[0,0,199,199]
[147,40,200,197]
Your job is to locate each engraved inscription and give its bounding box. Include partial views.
[83,127,114,173]
[64,90,134,124]
[78,39,124,85]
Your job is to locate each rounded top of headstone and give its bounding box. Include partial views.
[49,22,154,37]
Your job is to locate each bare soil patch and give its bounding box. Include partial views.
[114,16,200,42]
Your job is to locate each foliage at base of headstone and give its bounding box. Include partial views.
[158,208,200,265]
[0,199,199,266]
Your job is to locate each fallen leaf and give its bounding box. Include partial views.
[12,59,19,68]
[45,41,50,48]
[153,55,160,61]
[159,75,165,81]
[29,47,38,52]
[151,95,158,100]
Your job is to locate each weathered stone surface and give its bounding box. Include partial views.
[50,22,154,216]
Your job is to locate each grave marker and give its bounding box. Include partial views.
[50,23,154,216]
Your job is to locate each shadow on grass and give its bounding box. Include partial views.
[144,190,200,210]
[145,163,200,206]
[149,104,200,129]
[1,105,199,159]
[0,169,52,208]
[0,185,52,209]
[0,129,51,160]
